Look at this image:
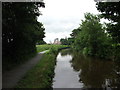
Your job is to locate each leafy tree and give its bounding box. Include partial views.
[70,28,81,38]
[96,2,120,60]
[36,40,46,45]
[74,13,112,58]
[60,38,74,45]
[96,2,120,44]
[60,38,68,45]
[2,2,45,71]
[70,28,81,45]
[67,38,74,45]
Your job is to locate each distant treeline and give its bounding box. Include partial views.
[2,2,45,71]
[61,2,120,61]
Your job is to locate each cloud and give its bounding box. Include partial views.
[38,15,81,35]
[38,0,99,43]
[43,31,71,43]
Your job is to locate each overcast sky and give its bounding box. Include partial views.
[37,0,99,43]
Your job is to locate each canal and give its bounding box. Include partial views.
[52,49,120,88]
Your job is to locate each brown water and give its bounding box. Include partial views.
[52,49,120,89]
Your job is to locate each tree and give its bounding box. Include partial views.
[96,2,120,60]
[70,28,81,38]
[2,2,45,71]
[96,2,120,44]
[67,38,74,45]
[74,13,112,58]
[60,37,74,45]
[36,40,46,45]
[60,38,68,45]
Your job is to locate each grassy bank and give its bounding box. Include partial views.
[36,44,68,52]
[16,45,68,88]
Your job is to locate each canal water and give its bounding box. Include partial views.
[52,49,120,88]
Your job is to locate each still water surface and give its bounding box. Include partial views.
[52,49,120,88]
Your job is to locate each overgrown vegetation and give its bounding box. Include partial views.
[69,2,120,61]
[72,13,113,60]
[60,38,74,45]
[16,45,68,88]
[96,2,120,61]
[2,2,45,71]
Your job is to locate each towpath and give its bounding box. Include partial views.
[2,50,49,88]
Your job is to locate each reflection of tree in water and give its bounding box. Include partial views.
[71,51,120,88]
[60,49,73,56]
[113,61,120,88]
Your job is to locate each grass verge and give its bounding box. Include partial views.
[36,44,68,53]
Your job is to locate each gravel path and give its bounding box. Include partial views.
[2,50,49,88]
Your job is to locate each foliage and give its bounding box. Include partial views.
[73,13,113,59]
[96,2,120,43]
[60,28,81,45]
[60,38,68,45]
[60,38,74,45]
[2,2,45,71]
[96,2,120,60]
[36,40,46,45]
[70,28,81,38]
[67,38,74,45]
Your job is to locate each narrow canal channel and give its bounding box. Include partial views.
[52,49,120,88]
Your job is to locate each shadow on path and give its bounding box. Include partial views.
[2,50,48,88]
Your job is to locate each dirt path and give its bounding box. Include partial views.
[2,50,49,88]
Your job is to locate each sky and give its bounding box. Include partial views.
[37,0,100,43]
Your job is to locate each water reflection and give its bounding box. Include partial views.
[60,49,73,56]
[53,49,120,89]
[53,49,83,88]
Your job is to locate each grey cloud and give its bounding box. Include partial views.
[38,16,81,33]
